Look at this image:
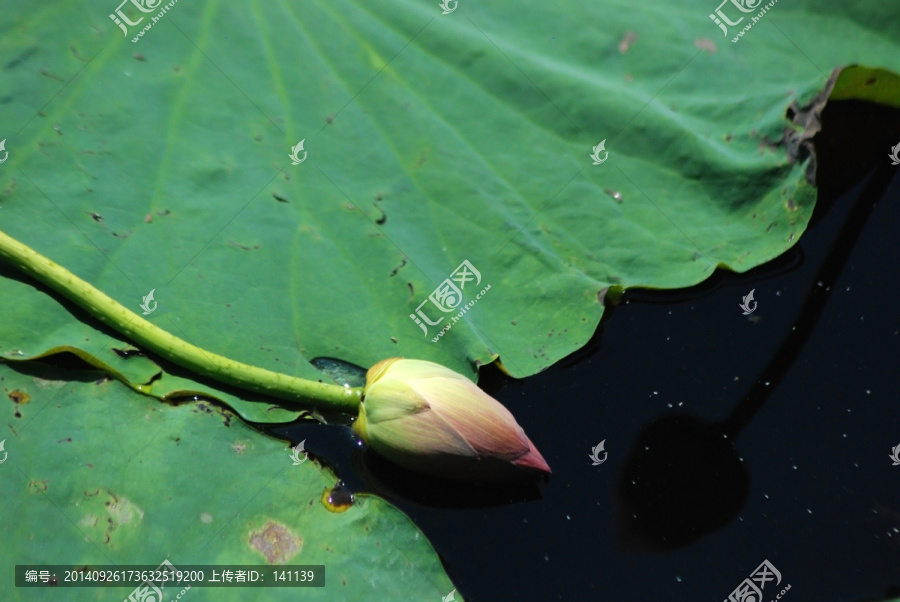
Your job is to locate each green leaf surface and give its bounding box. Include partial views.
[0,361,457,601]
[1,0,898,394]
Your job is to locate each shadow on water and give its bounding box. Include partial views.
[615,98,900,551]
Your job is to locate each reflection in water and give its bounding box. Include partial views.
[354,445,545,509]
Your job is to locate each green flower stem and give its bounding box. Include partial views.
[0,229,362,413]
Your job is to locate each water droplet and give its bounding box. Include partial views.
[311,357,367,387]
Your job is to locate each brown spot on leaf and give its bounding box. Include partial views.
[249,521,302,564]
[228,240,257,251]
[618,32,637,53]
[106,496,143,525]
[76,490,143,546]
[389,259,407,277]
[40,69,64,81]
[694,38,717,53]
[9,390,30,404]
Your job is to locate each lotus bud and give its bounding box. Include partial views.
[352,358,551,482]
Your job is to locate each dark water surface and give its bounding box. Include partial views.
[267,109,900,601]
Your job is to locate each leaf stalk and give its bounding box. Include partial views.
[0,229,362,413]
